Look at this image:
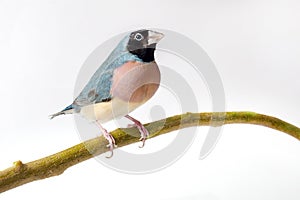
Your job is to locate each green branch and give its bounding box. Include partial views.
[0,112,299,193]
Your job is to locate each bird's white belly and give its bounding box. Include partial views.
[79,98,143,123]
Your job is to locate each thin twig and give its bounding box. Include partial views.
[0,112,299,193]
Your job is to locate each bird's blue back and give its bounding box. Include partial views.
[72,33,142,111]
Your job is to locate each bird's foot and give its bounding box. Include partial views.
[97,122,116,158]
[103,130,117,158]
[125,115,149,148]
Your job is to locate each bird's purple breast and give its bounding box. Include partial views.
[110,61,160,103]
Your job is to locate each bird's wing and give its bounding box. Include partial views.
[74,51,142,107]
[74,69,113,106]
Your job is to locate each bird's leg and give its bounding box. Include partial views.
[125,115,149,148]
[96,122,116,158]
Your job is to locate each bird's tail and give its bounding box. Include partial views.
[49,105,74,119]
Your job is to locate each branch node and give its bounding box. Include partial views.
[13,160,25,172]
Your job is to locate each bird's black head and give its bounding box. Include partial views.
[127,29,164,62]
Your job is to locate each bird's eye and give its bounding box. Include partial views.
[134,33,144,41]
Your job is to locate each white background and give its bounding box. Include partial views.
[1,0,300,199]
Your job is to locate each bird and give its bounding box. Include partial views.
[50,29,164,157]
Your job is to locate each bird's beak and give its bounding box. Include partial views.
[147,30,164,45]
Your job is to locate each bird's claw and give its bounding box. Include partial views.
[125,115,149,148]
[126,115,149,148]
[127,124,147,148]
[127,124,137,128]
[139,137,146,148]
[105,144,114,158]
[102,129,117,158]
[137,125,149,148]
